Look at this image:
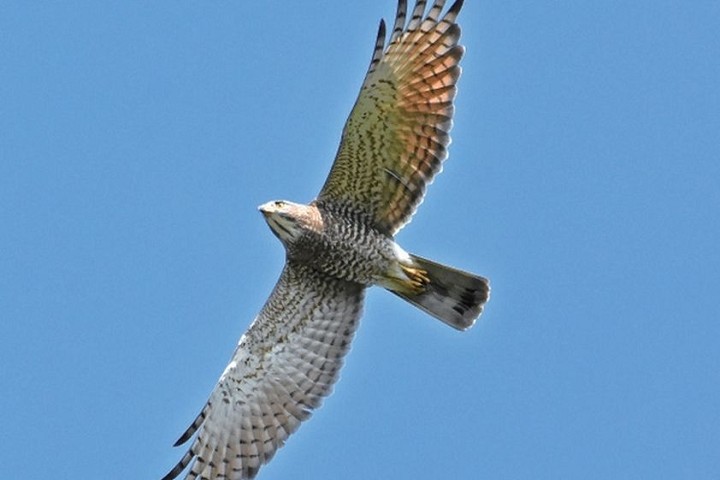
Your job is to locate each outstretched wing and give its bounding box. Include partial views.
[162,263,365,480]
[316,0,465,235]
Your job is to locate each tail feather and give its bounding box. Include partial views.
[389,254,489,330]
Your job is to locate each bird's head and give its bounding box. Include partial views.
[258,200,320,245]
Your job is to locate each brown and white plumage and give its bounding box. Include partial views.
[163,1,489,479]
[318,0,464,235]
[163,263,364,479]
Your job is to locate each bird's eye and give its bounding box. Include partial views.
[274,201,285,208]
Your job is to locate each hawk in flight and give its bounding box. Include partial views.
[162,0,489,478]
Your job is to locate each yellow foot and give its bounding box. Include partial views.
[400,264,431,294]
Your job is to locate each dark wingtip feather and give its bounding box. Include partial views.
[390,0,408,44]
[378,18,387,41]
[173,434,189,448]
[172,406,207,446]
[161,449,194,480]
[445,0,464,21]
[368,19,387,72]
[407,0,428,30]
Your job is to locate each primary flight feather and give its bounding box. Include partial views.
[162,1,489,478]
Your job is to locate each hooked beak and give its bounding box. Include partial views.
[258,202,274,217]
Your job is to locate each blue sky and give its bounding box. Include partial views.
[2,1,719,478]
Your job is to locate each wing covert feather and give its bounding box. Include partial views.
[317,0,465,235]
[162,263,365,480]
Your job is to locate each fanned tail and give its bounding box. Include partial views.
[389,253,489,330]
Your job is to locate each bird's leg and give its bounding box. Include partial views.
[399,264,430,294]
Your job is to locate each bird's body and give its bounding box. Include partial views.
[162,1,490,479]
[261,200,400,286]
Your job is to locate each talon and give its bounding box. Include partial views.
[400,265,430,293]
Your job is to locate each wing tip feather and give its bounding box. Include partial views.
[368,19,387,72]
[446,0,464,21]
[161,448,195,480]
[172,405,208,447]
[390,0,409,44]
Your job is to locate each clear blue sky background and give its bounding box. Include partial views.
[2,1,719,479]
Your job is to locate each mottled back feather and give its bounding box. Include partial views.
[317,0,465,235]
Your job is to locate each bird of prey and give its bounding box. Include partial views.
[162,0,489,478]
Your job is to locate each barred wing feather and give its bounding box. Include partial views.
[317,0,465,235]
[162,263,365,480]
